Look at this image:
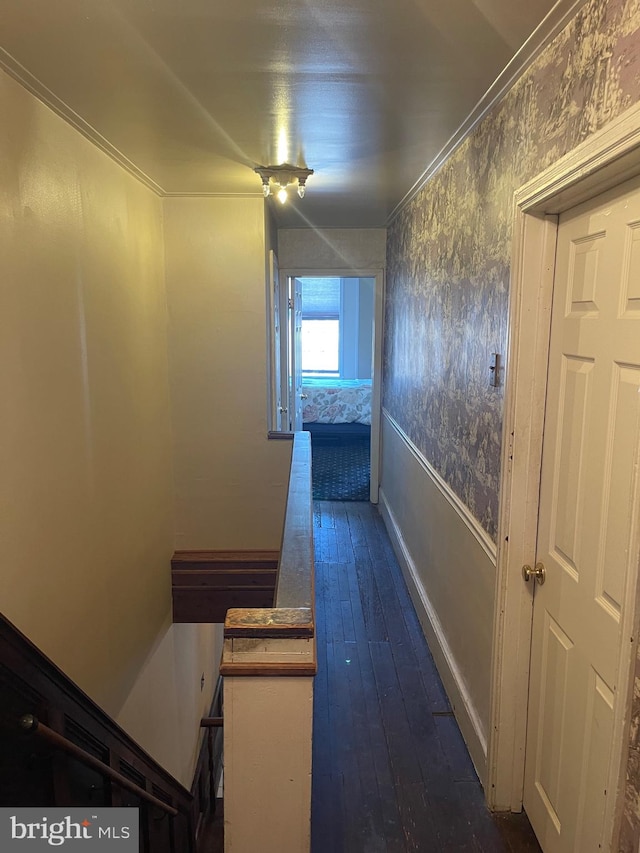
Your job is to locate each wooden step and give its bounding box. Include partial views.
[171,550,279,623]
[172,550,279,570]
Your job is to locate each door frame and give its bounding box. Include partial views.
[488,99,640,840]
[267,250,283,431]
[279,267,385,504]
[289,275,304,431]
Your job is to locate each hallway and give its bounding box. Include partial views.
[311,501,541,853]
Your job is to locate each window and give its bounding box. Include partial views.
[298,276,374,380]
[301,278,341,376]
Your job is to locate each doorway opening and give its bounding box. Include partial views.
[268,264,384,504]
[298,275,374,502]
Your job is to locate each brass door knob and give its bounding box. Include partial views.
[522,563,546,585]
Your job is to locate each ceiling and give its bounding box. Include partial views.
[0,0,583,227]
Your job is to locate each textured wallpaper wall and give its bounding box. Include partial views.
[384,3,640,844]
[384,0,640,540]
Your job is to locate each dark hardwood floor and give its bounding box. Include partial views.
[311,500,541,853]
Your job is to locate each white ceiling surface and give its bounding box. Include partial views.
[0,0,583,227]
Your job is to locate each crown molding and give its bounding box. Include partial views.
[387,0,589,224]
[0,48,165,196]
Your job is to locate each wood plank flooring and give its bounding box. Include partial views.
[311,501,541,853]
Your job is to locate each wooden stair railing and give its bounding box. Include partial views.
[0,613,216,853]
[18,714,179,815]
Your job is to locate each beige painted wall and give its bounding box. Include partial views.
[117,620,223,786]
[164,197,291,550]
[0,68,220,787]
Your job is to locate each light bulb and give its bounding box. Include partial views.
[297,183,306,199]
[277,187,288,204]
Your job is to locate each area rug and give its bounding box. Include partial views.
[311,438,370,501]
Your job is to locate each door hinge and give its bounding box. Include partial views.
[288,297,294,309]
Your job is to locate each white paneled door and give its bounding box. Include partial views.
[524,177,640,852]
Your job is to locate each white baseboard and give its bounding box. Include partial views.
[379,487,488,784]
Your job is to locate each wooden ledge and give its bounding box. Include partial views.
[218,433,315,678]
[275,431,314,609]
[224,607,313,638]
[219,659,317,677]
[172,550,279,568]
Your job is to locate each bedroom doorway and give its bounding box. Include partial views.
[276,269,384,504]
[298,276,373,502]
